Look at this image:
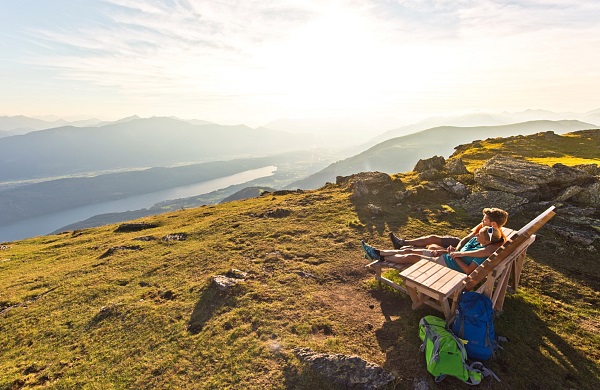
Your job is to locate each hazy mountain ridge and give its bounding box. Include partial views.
[0,115,104,136]
[365,108,600,147]
[288,120,598,190]
[0,117,317,182]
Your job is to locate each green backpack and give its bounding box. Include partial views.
[419,315,500,385]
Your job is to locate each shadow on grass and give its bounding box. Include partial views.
[494,295,600,390]
[187,285,239,334]
[281,366,340,390]
[369,288,600,389]
[368,286,439,386]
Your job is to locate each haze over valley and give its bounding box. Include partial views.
[0,110,598,242]
[2,1,599,241]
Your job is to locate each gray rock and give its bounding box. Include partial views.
[212,275,243,291]
[550,163,594,186]
[414,156,445,173]
[225,269,248,279]
[546,224,598,246]
[476,155,555,186]
[294,347,395,389]
[395,189,417,201]
[342,172,392,199]
[474,171,539,194]
[574,163,600,176]
[441,178,470,198]
[453,191,529,215]
[553,185,584,202]
[444,158,470,175]
[572,182,600,206]
[418,169,443,181]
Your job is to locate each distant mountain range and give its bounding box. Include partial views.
[0,117,317,182]
[2,111,599,240]
[364,108,600,147]
[0,115,215,137]
[287,120,598,189]
[0,115,103,136]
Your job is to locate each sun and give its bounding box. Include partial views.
[247,6,392,113]
[245,4,447,120]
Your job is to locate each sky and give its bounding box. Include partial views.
[1,0,599,133]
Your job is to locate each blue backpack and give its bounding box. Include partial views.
[451,292,502,361]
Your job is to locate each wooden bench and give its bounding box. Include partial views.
[368,206,556,320]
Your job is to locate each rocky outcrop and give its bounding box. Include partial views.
[414,156,445,172]
[294,347,395,389]
[444,158,470,175]
[571,182,600,206]
[550,163,594,187]
[414,156,469,181]
[474,155,555,194]
[454,191,530,215]
[345,149,600,246]
[337,172,393,200]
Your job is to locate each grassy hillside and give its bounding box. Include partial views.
[289,120,597,189]
[451,129,600,170]
[1,133,599,389]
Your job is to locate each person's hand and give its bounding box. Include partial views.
[446,245,455,253]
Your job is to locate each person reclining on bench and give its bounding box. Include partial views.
[389,207,508,258]
[362,226,506,274]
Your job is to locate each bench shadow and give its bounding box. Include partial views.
[492,296,600,389]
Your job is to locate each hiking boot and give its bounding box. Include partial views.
[361,240,381,261]
[389,232,406,249]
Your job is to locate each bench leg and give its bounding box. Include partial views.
[406,286,425,309]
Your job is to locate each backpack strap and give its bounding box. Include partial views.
[467,362,501,385]
[485,322,496,359]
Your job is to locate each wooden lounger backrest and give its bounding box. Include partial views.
[463,205,556,291]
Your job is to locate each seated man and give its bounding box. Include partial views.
[389,207,508,258]
[362,225,505,274]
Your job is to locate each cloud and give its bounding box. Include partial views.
[4,0,600,123]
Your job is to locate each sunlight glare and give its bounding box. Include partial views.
[248,4,446,117]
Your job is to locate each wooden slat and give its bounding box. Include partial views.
[428,269,464,293]
[406,260,446,283]
[400,259,436,279]
[437,273,468,295]
[464,206,555,291]
[420,266,452,287]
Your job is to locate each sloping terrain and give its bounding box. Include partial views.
[289,120,596,189]
[1,131,598,389]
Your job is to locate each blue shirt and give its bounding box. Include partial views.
[443,237,487,273]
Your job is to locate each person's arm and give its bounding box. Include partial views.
[452,257,479,274]
[456,232,476,250]
[456,223,483,250]
[450,243,500,259]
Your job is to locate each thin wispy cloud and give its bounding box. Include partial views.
[1,0,598,127]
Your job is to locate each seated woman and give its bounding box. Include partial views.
[361,226,505,274]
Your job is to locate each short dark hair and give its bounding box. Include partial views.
[483,208,508,227]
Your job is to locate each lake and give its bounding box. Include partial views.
[0,166,276,242]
